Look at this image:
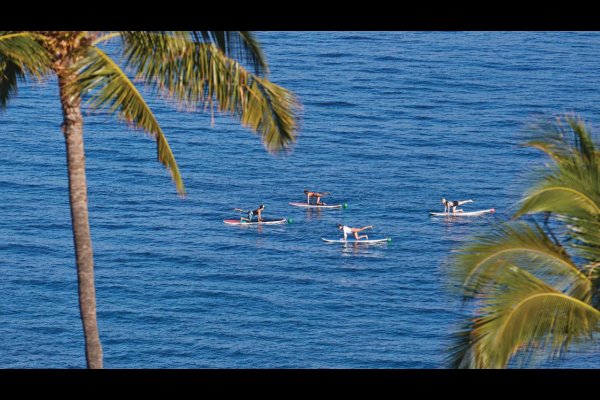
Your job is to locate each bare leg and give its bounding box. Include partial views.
[242,211,254,222]
[457,200,473,206]
[352,226,373,239]
[353,232,368,240]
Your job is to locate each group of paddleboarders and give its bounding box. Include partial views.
[305,190,374,239]
[233,189,333,222]
[232,190,377,241]
[234,190,327,222]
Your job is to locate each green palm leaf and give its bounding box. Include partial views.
[517,114,600,262]
[72,46,185,195]
[450,114,600,368]
[515,183,600,219]
[568,218,600,264]
[0,58,23,110]
[525,115,597,162]
[461,267,600,368]
[453,220,592,302]
[0,32,51,76]
[447,319,486,369]
[517,115,600,218]
[0,32,51,109]
[120,31,300,154]
[191,31,267,74]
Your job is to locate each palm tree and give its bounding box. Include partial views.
[449,115,600,368]
[0,31,300,368]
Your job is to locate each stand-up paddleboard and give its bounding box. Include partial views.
[289,202,344,209]
[429,208,495,217]
[322,237,391,244]
[224,218,288,225]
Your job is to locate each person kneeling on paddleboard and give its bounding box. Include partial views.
[337,224,373,241]
[304,189,330,205]
[441,198,473,213]
[234,204,265,222]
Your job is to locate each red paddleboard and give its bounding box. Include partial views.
[224,218,288,225]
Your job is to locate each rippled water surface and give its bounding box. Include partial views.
[1,32,599,368]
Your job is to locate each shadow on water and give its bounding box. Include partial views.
[300,207,344,222]
[340,241,391,257]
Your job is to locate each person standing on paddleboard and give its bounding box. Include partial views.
[441,198,473,213]
[234,204,265,222]
[304,190,330,205]
[337,224,373,241]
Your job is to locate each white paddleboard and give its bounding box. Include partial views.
[224,218,288,225]
[321,237,391,244]
[429,208,495,217]
[289,202,343,209]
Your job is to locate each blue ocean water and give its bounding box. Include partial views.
[1,32,599,368]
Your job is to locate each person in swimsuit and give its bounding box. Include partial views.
[234,204,265,222]
[337,224,374,240]
[304,190,330,205]
[441,198,473,213]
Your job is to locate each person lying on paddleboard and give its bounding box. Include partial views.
[304,190,330,205]
[337,224,373,241]
[441,198,473,213]
[234,204,265,222]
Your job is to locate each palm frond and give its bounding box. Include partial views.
[518,115,600,218]
[0,57,23,110]
[120,32,300,154]
[451,114,600,368]
[0,32,51,109]
[468,267,600,368]
[0,32,50,77]
[525,114,597,162]
[453,220,592,302]
[517,114,600,262]
[565,217,600,264]
[72,46,185,196]
[515,183,600,219]
[447,319,483,369]
[92,32,120,46]
[566,116,597,162]
[191,31,267,75]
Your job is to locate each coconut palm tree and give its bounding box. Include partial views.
[449,115,600,368]
[0,31,300,368]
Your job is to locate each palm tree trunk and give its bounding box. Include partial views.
[58,72,103,369]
